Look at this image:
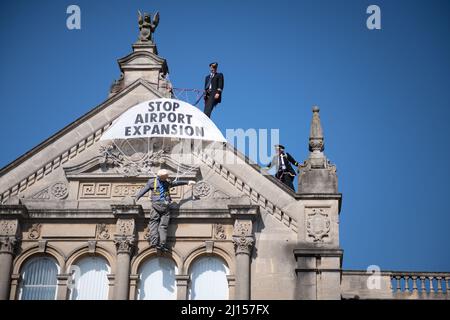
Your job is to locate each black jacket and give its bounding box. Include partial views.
[267,152,299,176]
[204,72,224,103]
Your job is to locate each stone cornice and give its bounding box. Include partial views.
[295,193,343,212]
[228,205,259,221]
[0,204,29,219]
[111,204,144,218]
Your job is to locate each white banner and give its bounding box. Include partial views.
[100,98,226,142]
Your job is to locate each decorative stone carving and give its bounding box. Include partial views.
[232,220,254,255]
[232,236,254,255]
[193,181,212,198]
[0,236,18,254]
[99,144,166,177]
[28,224,41,240]
[31,187,50,200]
[80,183,112,198]
[0,220,17,236]
[116,219,135,236]
[306,208,331,243]
[143,226,150,240]
[96,224,110,240]
[114,235,135,254]
[214,224,226,240]
[110,72,124,94]
[51,182,68,199]
[31,182,68,200]
[234,221,252,237]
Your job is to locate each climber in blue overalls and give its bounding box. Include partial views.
[135,169,196,251]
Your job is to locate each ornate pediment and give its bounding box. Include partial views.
[64,139,199,179]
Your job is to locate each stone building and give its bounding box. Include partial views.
[0,20,449,300]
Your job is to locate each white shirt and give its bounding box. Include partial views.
[209,73,215,90]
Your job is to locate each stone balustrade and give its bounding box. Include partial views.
[390,272,449,296]
[341,270,450,300]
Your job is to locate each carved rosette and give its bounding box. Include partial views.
[51,182,68,199]
[114,235,135,254]
[193,181,212,198]
[232,220,254,255]
[306,208,331,243]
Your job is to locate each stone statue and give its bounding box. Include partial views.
[138,10,160,42]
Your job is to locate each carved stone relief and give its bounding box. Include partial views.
[306,208,331,243]
[31,182,69,200]
[96,224,110,240]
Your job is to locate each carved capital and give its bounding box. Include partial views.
[114,235,136,254]
[0,236,19,254]
[232,236,254,255]
[232,219,254,255]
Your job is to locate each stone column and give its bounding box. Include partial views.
[229,205,259,300]
[176,275,189,300]
[0,204,28,300]
[111,204,143,300]
[56,274,70,300]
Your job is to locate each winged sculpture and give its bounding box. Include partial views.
[138,11,160,42]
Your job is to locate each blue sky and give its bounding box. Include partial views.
[1,0,449,271]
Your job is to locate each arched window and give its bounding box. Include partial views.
[69,256,111,300]
[137,257,178,300]
[19,256,59,300]
[188,256,229,300]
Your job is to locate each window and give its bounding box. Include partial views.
[69,256,110,300]
[137,257,178,300]
[19,256,58,300]
[189,256,229,300]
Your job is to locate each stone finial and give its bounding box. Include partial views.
[297,106,338,194]
[309,106,324,153]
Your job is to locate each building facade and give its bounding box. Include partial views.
[0,22,448,300]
